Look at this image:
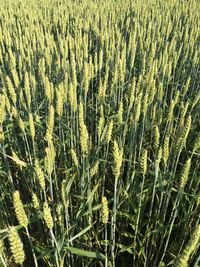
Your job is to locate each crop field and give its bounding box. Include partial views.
[0,0,199,266]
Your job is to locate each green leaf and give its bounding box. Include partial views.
[86,182,99,205]
[68,224,93,243]
[64,246,105,260]
[83,203,102,216]
[119,243,134,254]
[66,175,76,195]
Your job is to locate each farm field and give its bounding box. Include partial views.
[0,0,200,266]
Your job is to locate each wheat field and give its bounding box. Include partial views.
[0,0,200,266]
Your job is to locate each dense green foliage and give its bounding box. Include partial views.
[0,0,200,266]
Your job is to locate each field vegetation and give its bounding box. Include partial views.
[0,0,199,266]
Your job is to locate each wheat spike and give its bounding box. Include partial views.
[8,226,25,265]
